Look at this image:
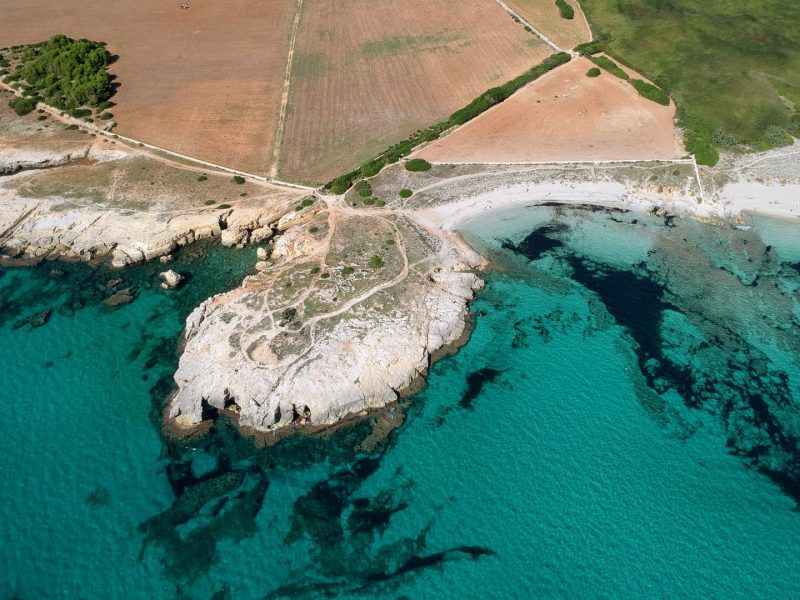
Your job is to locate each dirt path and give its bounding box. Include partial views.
[490,0,567,54]
[269,0,304,180]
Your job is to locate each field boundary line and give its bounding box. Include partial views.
[490,0,568,54]
[422,158,694,167]
[270,0,304,180]
[0,80,315,192]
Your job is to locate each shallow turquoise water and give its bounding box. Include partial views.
[2,207,800,598]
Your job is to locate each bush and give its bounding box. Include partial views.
[360,160,384,178]
[308,226,319,234]
[405,158,432,172]
[713,129,738,148]
[368,255,384,269]
[342,266,355,277]
[591,56,629,80]
[197,174,208,182]
[355,180,372,197]
[375,199,385,207]
[65,124,79,130]
[363,197,375,205]
[232,175,245,184]
[555,0,574,19]
[764,124,793,148]
[204,199,215,205]
[98,111,113,120]
[398,188,413,198]
[218,203,232,209]
[586,67,601,78]
[37,114,46,121]
[301,197,314,207]
[9,97,35,115]
[69,107,91,118]
[786,114,800,138]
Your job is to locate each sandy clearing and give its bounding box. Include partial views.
[504,0,591,50]
[0,0,297,175]
[277,0,552,184]
[416,57,681,164]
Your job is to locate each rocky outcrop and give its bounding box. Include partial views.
[0,143,93,175]
[167,222,483,435]
[159,269,184,289]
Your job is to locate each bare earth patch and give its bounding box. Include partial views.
[277,0,551,184]
[416,58,681,164]
[0,0,297,174]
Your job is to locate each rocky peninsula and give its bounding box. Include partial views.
[3,97,800,438]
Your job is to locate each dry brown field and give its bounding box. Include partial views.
[504,0,591,50]
[0,0,297,175]
[416,58,680,164]
[277,0,551,184]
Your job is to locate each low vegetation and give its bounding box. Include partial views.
[579,0,800,163]
[232,175,245,184]
[325,52,571,194]
[590,56,628,80]
[398,188,413,198]
[586,67,601,78]
[555,0,574,20]
[590,55,671,109]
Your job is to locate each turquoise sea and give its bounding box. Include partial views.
[2,206,800,598]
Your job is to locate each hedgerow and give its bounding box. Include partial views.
[324,52,571,194]
[629,79,670,105]
[590,56,629,80]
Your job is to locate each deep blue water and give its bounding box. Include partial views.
[2,207,800,598]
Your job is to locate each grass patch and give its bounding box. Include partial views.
[579,0,800,162]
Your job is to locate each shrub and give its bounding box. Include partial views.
[320,272,330,279]
[386,239,395,245]
[405,158,431,172]
[360,160,384,178]
[355,180,372,197]
[98,111,113,120]
[591,56,628,80]
[375,199,385,207]
[764,124,793,148]
[586,67,601,78]
[368,255,384,269]
[398,188,413,198]
[37,114,46,121]
[363,197,375,205]
[197,174,208,182]
[308,226,319,234]
[69,107,91,118]
[9,97,35,115]
[301,197,314,207]
[629,79,670,105]
[310,266,320,274]
[232,175,245,184]
[575,39,609,58]
[555,0,574,19]
[713,129,738,148]
[217,203,231,209]
[342,266,355,277]
[240,192,248,197]
[204,199,215,205]
[785,114,800,138]
[65,124,79,130]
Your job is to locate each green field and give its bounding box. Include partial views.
[579,0,800,163]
